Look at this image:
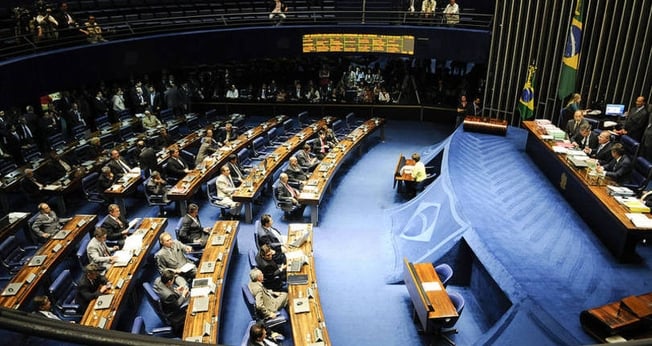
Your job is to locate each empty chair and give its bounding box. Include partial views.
[142,282,172,326]
[251,137,271,157]
[297,111,309,126]
[119,124,135,140]
[622,156,652,193]
[281,117,296,135]
[0,235,38,274]
[205,109,217,122]
[345,112,363,129]
[130,315,174,337]
[70,124,88,139]
[81,172,107,204]
[241,284,288,330]
[76,235,91,270]
[186,114,201,131]
[332,119,346,135]
[437,291,465,345]
[0,160,17,175]
[206,176,232,219]
[248,248,257,268]
[620,135,640,158]
[48,269,81,321]
[159,108,174,122]
[47,133,66,150]
[434,263,454,287]
[95,114,111,129]
[117,109,132,121]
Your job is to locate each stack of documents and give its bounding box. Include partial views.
[614,196,651,213]
[625,213,652,228]
[607,185,635,196]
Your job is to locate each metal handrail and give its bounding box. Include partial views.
[0,10,492,61]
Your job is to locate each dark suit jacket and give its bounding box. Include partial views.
[76,273,108,311]
[565,119,589,138]
[138,147,158,173]
[98,172,115,190]
[572,132,599,150]
[624,106,649,142]
[589,142,613,165]
[178,214,207,245]
[166,156,188,180]
[604,155,633,184]
[102,215,129,242]
[284,164,308,182]
[107,158,131,177]
[153,277,187,335]
[217,128,237,144]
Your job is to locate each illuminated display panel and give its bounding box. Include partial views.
[302,34,415,55]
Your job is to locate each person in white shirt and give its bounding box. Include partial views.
[443,0,460,24]
[422,0,436,17]
[216,165,242,216]
[226,84,239,99]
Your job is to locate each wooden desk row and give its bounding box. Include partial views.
[232,116,334,223]
[522,121,652,261]
[581,292,652,343]
[80,217,167,329]
[182,220,239,343]
[299,117,385,225]
[403,258,458,334]
[168,115,288,215]
[286,223,331,346]
[0,215,98,309]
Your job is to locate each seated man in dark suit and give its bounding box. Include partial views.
[101,203,130,247]
[178,203,210,246]
[584,130,613,165]
[255,244,286,291]
[565,110,589,139]
[216,122,237,146]
[284,156,308,189]
[31,202,70,243]
[598,143,632,184]
[312,131,330,160]
[296,144,318,171]
[571,123,598,150]
[106,149,132,178]
[257,214,286,264]
[75,263,111,312]
[276,173,306,220]
[42,151,76,183]
[153,269,189,337]
[165,147,190,182]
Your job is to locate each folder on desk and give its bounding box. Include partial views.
[93,294,114,310]
[293,297,310,313]
[52,230,71,240]
[211,235,226,246]
[28,255,47,267]
[1,282,23,296]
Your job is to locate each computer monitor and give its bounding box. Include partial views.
[605,104,625,116]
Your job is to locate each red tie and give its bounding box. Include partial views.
[285,183,297,198]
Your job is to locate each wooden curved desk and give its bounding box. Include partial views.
[299,118,385,225]
[80,217,167,329]
[232,116,334,223]
[0,215,97,309]
[168,115,287,215]
[182,220,239,343]
[286,223,331,346]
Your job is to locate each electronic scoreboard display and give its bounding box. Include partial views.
[302,34,415,55]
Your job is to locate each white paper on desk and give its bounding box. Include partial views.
[285,250,306,260]
[603,121,618,128]
[190,286,211,297]
[43,184,61,191]
[552,146,568,154]
[625,213,652,228]
[289,223,310,232]
[8,212,28,223]
[123,235,143,254]
[179,262,196,273]
[422,281,442,291]
[112,250,132,266]
[303,185,318,193]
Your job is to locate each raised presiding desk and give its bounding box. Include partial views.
[182,220,239,344]
[299,118,385,225]
[232,117,333,223]
[523,121,652,261]
[168,115,287,215]
[403,258,458,334]
[580,292,652,343]
[0,215,97,309]
[80,217,167,329]
[286,223,330,346]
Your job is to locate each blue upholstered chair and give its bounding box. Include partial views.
[622,156,652,194]
[438,291,465,345]
[248,248,258,269]
[130,315,174,337]
[241,284,288,331]
[0,235,38,274]
[206,176,232,219]
[434,263,454,287]
[620,135,640,158]
[48,269,81,321]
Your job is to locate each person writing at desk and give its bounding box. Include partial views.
[153,269,189,336]
[597,143,632,184]
[87,227,118,270]
[572,123,598,150]
[76,263,111,312]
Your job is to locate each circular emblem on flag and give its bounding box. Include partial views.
[521,87,533,102]
[564,25,582,58]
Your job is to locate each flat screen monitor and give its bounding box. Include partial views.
[605,104,625,116]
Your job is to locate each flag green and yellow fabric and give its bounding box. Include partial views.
[558,0,583,100]
[518,65,536,120]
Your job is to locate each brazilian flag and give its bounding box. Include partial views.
[518,65,536,120]
[558,0,583,100]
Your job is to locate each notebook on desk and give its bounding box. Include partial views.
[93,294,114,310]
[288,274,309,285]
[52,229,71,240]
[211,235,226,246]
[293,297,310,313]
[1,282,23,296]
[192,296,210,313]
[28,255,47,267]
